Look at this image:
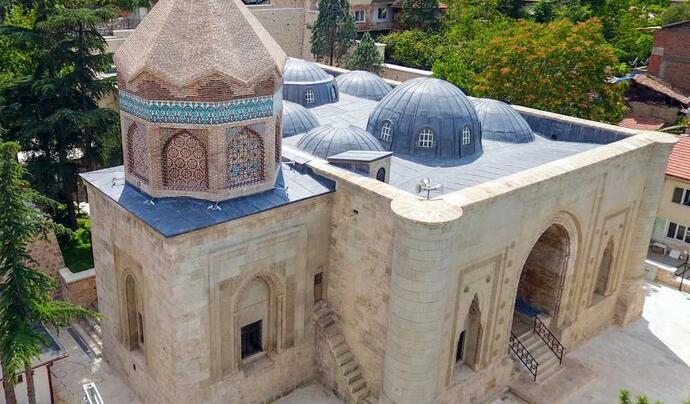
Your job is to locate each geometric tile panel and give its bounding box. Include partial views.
[162,131,208,191]
[126,123,149,183]
[119,91,274,125]
[227,127,265,189]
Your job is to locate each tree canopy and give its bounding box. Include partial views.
[0,141,94,404]
[398,0,440,30]
[0,3,120,228]
[347,32,384,74]
[308,0,356,65]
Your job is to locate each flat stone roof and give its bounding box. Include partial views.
[291,94,599,194]
[81,164,335,238]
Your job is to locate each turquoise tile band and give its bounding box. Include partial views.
[119,91,274,124]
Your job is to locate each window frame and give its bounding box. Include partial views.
[304,88,315,104]
[354,10,365,23]
[461,126,471,146]
[377,7,388,20]
[667,220,690,244]
[417,128,434,148]
[672,187,690,207]
[380,120,393,142]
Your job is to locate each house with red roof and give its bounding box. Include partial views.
[651,135,690,252]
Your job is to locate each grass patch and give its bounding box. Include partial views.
[58,215,94,273]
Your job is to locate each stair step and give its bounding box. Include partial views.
[336,351,354,366]
[346,371,363,385]
[349,377,366,391]
[351,384,369,401]
[341,361,358,375]
[333,342,349,356]
[328,334,345,346]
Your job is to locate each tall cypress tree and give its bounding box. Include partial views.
[347,32,384,74]
[0,141,94,404]
[309,0,356,65]
[0,4,120,229]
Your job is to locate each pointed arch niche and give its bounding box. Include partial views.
[216,273,286,377]
[452,294,483,382]
[591,237,615,305]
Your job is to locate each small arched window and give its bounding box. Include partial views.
[330,85,337,101]
[305,89,315,104]
[380,121,392,141]
[462,126,471,146]
[376,167,386,182]
[417,128,434,148]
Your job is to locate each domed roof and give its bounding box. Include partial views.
[472,98,534,143]
[366,78,482,159]
[114,0,285,88]
[296,124,384,158]
[335,70,392,101]
[282,101,319,137]
[284,58,333,84]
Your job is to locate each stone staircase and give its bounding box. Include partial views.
[314,301,376,404]
[72,314,103,359]
[516,330,563,384]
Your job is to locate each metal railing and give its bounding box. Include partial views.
[96,17,142,36]
[509,332,539,381]
[533,315,565,365]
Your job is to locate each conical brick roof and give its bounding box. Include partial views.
[114,0,286,88]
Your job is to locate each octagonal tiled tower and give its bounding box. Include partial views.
[114,0,286,201]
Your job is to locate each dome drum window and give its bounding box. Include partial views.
[380,121,392,142]
[305,89,315,104]
[462,127,472,146]
[417,128,434,148]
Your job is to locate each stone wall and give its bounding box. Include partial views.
[27,230,66,290]
[308,114,676,403]
[86,176,334,404]
[380,63,433,82]
[59,268,98,308]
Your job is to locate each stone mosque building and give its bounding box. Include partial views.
[81,0,677,403]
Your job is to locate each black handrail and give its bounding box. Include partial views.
[509,332,539,381]
[533,316,565,364]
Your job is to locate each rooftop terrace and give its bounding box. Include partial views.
[285,94,621,194]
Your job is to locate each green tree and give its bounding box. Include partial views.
[532,0,556,22]
[308,0,356,65]
[436,18,628,123]
[347,32,384,73]
[661,2,690,25]
[0,141,94,404]
[399,0,440,30]
[0,4,120,229]
[381,28,442,69]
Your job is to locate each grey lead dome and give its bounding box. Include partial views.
[472,98,534,143]
[335,70,392,101]
[283,58,339,107]
[296,124,384,159]
[366,78,482,159]
[282,101,319,137]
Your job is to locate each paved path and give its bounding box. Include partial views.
[51,331,141,404]
[566,282,690,404]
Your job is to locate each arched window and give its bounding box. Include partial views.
[592,238,615,304]
[330,85,337,101]
[162,131,208,191]
[461,126,471,146]
[376,167,386,182]
[304,89,315,104]
[237,278,270,360]
[456,296,481,372]
[126,124,149,183]
[380,120,392,141]
[125,275,144,351]
[227,127,265,189]
[417,128,434,148]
